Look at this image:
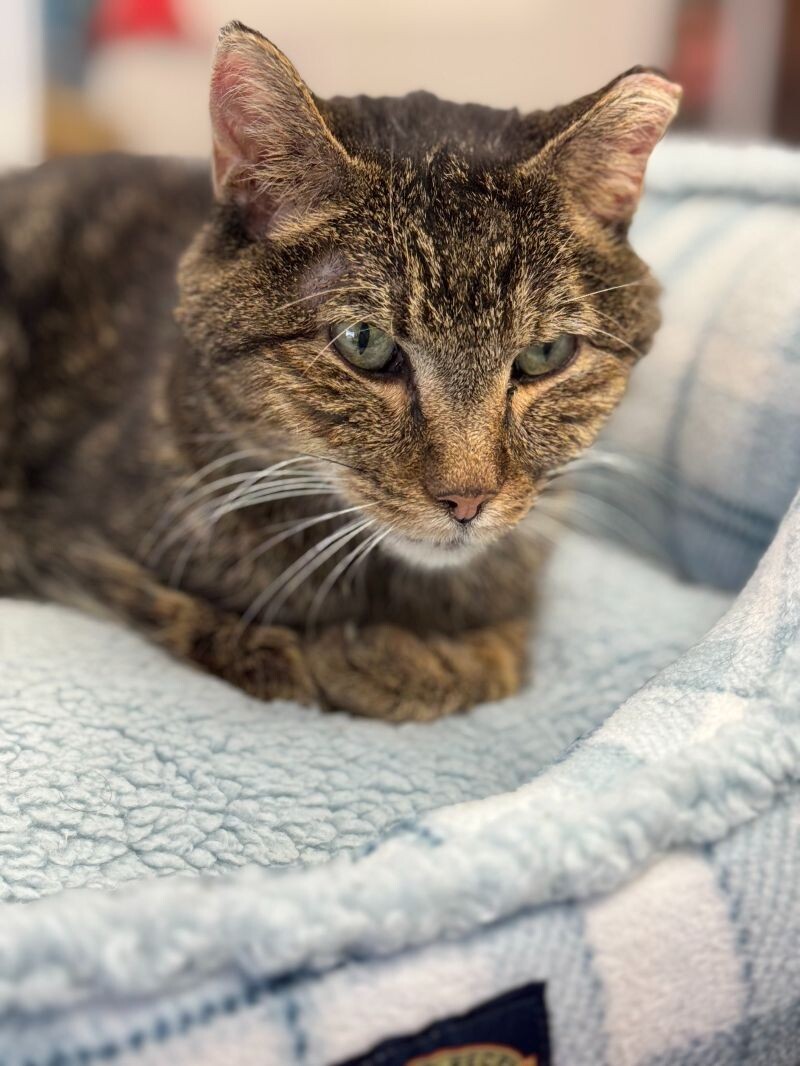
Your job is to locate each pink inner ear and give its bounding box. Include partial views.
[209,58,276,233]
[597,132,662,224]
[210,56,253,194]
[209,31,351,235]
[581,74,681,225]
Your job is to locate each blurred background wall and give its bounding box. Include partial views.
[2,1,43,165]
[1,0,799,168]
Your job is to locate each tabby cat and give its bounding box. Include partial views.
[0,22,679,720]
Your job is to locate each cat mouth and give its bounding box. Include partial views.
[382,528,492,570]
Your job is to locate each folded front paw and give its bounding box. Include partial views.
[206,623,319,705]
[308,620,526,722]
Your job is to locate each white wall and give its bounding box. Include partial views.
[0,0,42,167]
[99,0,678,157]
[180,0,678,109]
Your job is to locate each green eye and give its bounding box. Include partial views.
[331,321,399,371]
[513,334,578,380]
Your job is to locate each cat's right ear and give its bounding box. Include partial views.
[521,69,681,229]
[210,22,351,236]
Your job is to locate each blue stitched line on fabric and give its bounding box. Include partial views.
[702,837,757,1064]
[7,943,432,1066]
[571,910,613,1066]
[2,971,307,1066]
[285,994,309,1063]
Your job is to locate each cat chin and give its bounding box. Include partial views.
[384,534,488,571]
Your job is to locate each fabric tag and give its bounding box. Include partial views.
[338,982,550,1066]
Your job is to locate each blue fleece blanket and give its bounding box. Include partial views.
[0,139,799,1066]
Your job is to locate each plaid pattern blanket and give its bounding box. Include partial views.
[0,139,798,1065]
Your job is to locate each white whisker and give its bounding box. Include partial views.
[146,456,316,562]
[552,447,678,497]
[164,487,344,588]
[168,533,205,589]
[388,143,398,253]
[522,507,571,549]
[160,456,316,530]
[573,278,647,303]
[288,449,368,476]
[241,519,372,629]
[206,478,334,523]
[269,286,363,316]
[306,526,388,632]
[537,491,666,556]
[156,483,330,567]
[239,504,375,570]
[302,321,360,376]
[589,326,644,360]
[150,463,332,564]
[140,448,267,558]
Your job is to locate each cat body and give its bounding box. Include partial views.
[0,23,679,719]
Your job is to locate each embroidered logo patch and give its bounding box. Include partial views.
[339,982,550,1066]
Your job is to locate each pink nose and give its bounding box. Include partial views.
[437,492,493,523]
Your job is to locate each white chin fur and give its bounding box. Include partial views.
[384,534,488,571]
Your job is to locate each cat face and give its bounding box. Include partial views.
[177,22,679,569]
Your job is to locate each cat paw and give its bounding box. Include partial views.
[207,623,320,705]
[308,623,462,721]
[307,621,527,722]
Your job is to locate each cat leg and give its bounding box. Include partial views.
[29,535,320,705]
[307,619,529,721]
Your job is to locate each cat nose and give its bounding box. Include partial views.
[436,492,494,523]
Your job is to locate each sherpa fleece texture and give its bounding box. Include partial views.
[0,139,798,1066]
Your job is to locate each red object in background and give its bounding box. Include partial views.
[91,0,184,42]
[668,0,723,125]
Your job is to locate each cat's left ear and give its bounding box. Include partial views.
[209,21,352,235]
[523,70,681,228]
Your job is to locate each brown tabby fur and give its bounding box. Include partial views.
[0,23,679,720]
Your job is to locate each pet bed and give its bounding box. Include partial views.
[0,138,799,1065]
